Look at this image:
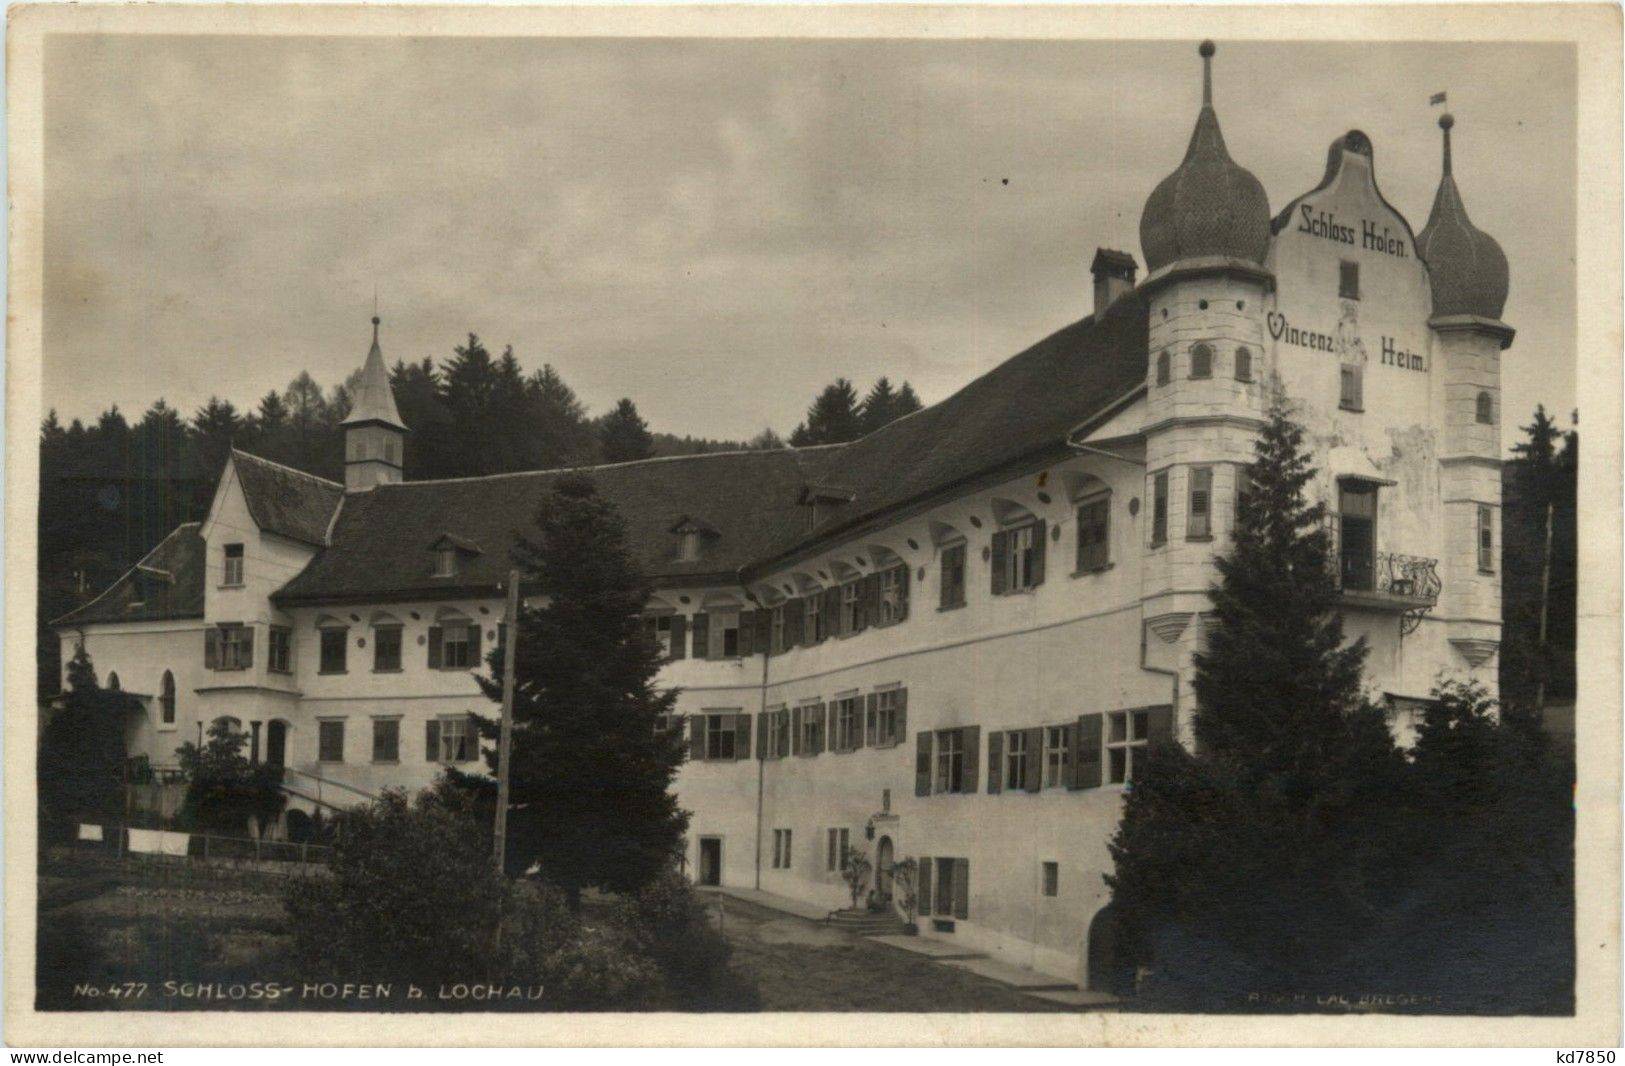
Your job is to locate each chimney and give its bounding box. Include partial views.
[1090,248,1138,315]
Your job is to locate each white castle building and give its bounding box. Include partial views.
[55,43,1512,989]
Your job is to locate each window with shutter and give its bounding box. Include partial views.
[987,731,1004,794]
[319,627,347,673]
[1105,708,1151,784]
[204,628,220,670]
[736,610,754,658]
[990,530,1010,595]
[1076,494,1111,572]
[915,731,933,796]
[1190,343,1213,379]
[1340,363,1363,411]
[1188,467,1213,538]
[425,719,440,762]
[1044,724,1071,788]
[669,614,687,660]
[952,858,970,919]
[934,729,964,793]
[1235,346,1254,382]
[1478,505,1495,573]
[917,856,933,916]
[864,693,878,747]
[371,718,400,763]
[318,719,345,763]
[1339,259,1360,300]
[1151,472,1169,546]
[1072,713,1103,789]
[962,725,980,794]
[734,712,751,760]
[940,542,967,609]
[1023,726,1043,793]
[803,594,821,644]
[690,613,709,659]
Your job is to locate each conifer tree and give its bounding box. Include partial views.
[599,398,655,464]
[37,647,132,840]
[790,378,862,445]
[460,475,687,907]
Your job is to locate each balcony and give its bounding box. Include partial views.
[1334,551,1442,611]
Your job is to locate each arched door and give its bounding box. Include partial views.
[1087,903,1124,993]
[266,720,288,769]
[876,836,895,903]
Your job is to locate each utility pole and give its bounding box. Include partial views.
[493,568,520,874]
[1535,498,1555,715]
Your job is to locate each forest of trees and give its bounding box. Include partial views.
[37,335,927,699]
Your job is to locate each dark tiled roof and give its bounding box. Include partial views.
[54,523,206,626]
[273,300,1147,604]
[274,448,828,604]
[232,450,344,547]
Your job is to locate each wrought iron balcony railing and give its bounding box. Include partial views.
[1324,516,1441,634]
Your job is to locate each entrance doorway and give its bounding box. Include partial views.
[1338,480,1378,591]
[698,837,722,886]
[266,720,288,769]
[875,836,895,903]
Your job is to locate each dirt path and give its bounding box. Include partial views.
[710,895,1064,1012]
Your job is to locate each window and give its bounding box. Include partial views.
[1042,861,1059,897]
[373,626,402,672]
[705,713,738,760]
[1235,346,1253,382]
[879,566,908,624]
[800,704,822,753]
[873,688,903,747]
[1005,730,1028,791]
[372,718,400,763]
[1076,494,1110,571]
[1002,522,1038,592]
[1105,709,1149,785]
[1044,725,1070,788]
[935,729,964,793]
[1340,363,1364,411]
[1189,343,1213,379]
[835,696,861,752]
[1156,349,1171,386]
[644,614,674,658]
[770,605,786,653]
[159,671,176,724]
[763,708,790,758]
[319,627,348,674]
[1340,260,1360,300]
[212,624,253,670]
[1478,505,1495,573]
[442,623,476,669]
[939,542,967,609]
[1187,467,1213,539]
[1338,481,1379,591]
[107,672,120,691]
[933,857,965,918]
[222,543,244,587]
[434,715,475,763]
[772,829,792,869]
[806,593,823,642]
[1151,472,1169,546]
[318,719,345,763]
[677,530,702,562]
[838,583,862,634]
[717,612,741,658]
[1476,391,1494,425]
[268,626,292,674]
[827,828,851,872]
[435,547,457,578]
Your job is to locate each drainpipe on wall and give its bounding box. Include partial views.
[1140,613,1181,731]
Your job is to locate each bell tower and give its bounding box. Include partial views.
[342,315,409,491]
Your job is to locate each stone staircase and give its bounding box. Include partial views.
[826,907,909,937]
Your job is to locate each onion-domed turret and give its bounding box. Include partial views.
[1416,114,1509,320]
[1139,41,1271,274]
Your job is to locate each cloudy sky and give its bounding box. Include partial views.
[44,36,1574,450]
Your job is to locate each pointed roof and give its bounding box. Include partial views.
[1139,41,1271,273]
[231,450,345,546]
[342,316,408,432]
[1416,114,1509,321]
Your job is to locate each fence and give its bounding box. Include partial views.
[75,823,334,877]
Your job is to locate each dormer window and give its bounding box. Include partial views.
[436,547,456,578]
[429,534,482,579]
[668,516,718,563]
[678,531,701,562]
[797,484,857,532]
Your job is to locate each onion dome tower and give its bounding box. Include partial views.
[342,315,409,491]
[1138,40,1271,273]
[1135,42,1274,749]
[1421,113,1512,680]
[1416,114,1510,320]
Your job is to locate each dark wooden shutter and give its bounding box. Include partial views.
[428,626,444,668]
[242,627,255,668]
[466,623,480,664]
[791,706,803,756]
[735,713,751,760]
[1031,521,1048,587]
[915,732,932,796]
[826,586,843,638]
[787,598,804,646]
[756,711,768,759]
[1146,704,1174,745]
[823,702,834,754]
[894,688,908,746]
[670,615,687,660]
[962,725,981,793]
[987,731,1004,794]
[426,719,441,762]
[953,858,970,919]
[691,613,709,660]
[1024,726,1044,793]
[897,565,910,622]
[689,714,705,762]
[737,611,755,657]
[1073,713,1103,789]
[991,530,1009,595]
[811,702,825,755]
[755,610,771,653]
[865,693,878,747]
[204,628,219,669]
[860,574,880,632]
[917,857,933,916]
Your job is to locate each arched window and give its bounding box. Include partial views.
[1155,350,1171,387]
[1189,343,1213,379]
[107,671,120,691]
[160,671,176,724]
[1234,346,1253,382]
[1476,391,1494,425]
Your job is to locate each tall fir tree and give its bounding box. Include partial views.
[599,398,655,464]
[460,475,687,906]
[789,378,862,445]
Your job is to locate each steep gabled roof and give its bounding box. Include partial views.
[53,523,206,627]
[273,448,826,604]
[231,450,345,547]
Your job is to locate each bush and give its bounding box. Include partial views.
[616,868,760,1011]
